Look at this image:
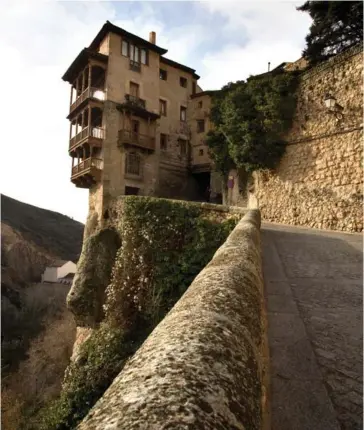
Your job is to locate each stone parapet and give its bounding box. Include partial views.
[78,209,268,430]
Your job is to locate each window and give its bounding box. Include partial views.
[192,82,196,95]
[199,149,204,156]
[141,49,148,65]
[132,120,139,134]
[160,133,168,150]
[160,69,167,80]
[159,99,167,116]
[122,39,148,65]
[180,77,187,88]
[180,106,187,121]
[125,152,141,176]
[130,82,139,97]
[179,139,187,156]
[122,40,128,56]
[198,101,203,108]
[125,186,140,195]
[197,119,205,133]
[129,44,139,62]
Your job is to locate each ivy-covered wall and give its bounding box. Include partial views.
[36,197,247,429]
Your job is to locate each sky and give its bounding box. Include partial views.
[0,0,312,223]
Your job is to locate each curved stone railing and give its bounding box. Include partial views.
[78,209,269,430]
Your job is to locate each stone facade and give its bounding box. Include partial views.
[249,45,363,233]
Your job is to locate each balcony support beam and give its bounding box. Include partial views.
[88,65,92,89]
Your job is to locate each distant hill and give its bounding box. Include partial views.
[1,194,84,375]
[1,194,84,263]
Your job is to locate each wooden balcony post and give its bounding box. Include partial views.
[69,121,72,140]
[70,84,73,106]
[72,157,75,168]
[88,106,91,132]
[82,68,86,92]
[88,65,92,90]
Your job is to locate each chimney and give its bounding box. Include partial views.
[149,31,156,45]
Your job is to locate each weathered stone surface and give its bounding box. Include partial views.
[78,210,267,430]
[67,228,121,327]
[262,222,363,430]
[253,46,363,233]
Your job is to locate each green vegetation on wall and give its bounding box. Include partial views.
[36,197,239,430]
[206,70,299,177]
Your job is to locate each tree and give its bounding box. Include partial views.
[206,71,299,175]
[298,1,363,65]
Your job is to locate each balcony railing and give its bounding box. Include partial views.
[71,157,102,178]
[129,60,141,73]
[118,129,155,151]
[69,126,104,150]
[125,94,146,109]
[70,87,105,113]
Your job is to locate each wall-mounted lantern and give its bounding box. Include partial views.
[323,93,344,120]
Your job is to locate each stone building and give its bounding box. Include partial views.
[62,21,220,223]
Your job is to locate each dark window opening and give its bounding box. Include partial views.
[197,119,205,133]
[180,77,187,88]
[125,186,140,196]
[160,133,168,150]
[198,101,203,108]
[192,82,196,95]
[132,120,139,134]
[160,69,167,80]
[159,99,167,116]
[199,149,204,156]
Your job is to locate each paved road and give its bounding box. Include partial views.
[262,223,363,430]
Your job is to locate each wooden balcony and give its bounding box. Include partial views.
[129,60,141,73]
[69,87,105,115]
[125,94,146,109]
[118,129,155,151]
[69,126,104,153]
[71,157,102,188]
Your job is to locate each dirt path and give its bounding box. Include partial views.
[262,223,363,430]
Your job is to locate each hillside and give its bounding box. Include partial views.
[1,194,84,372]
[1,194,84,299]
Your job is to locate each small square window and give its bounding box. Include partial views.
[122,40,129,56]
[180,77,187,88]
[160,133,168,150]
[199,149,204,156]
[198,101,203,108]
[197,120,205,133]
[160,69,167,80]
[180,106,187,121]
[159,99,167,116]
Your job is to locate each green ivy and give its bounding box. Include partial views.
[206,70,300,175]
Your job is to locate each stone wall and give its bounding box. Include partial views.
[78,209,268,430]
[253,45,363,232]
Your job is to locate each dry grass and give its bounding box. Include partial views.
[2,284,76,430]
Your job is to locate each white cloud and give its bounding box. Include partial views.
[198,1,312,89]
